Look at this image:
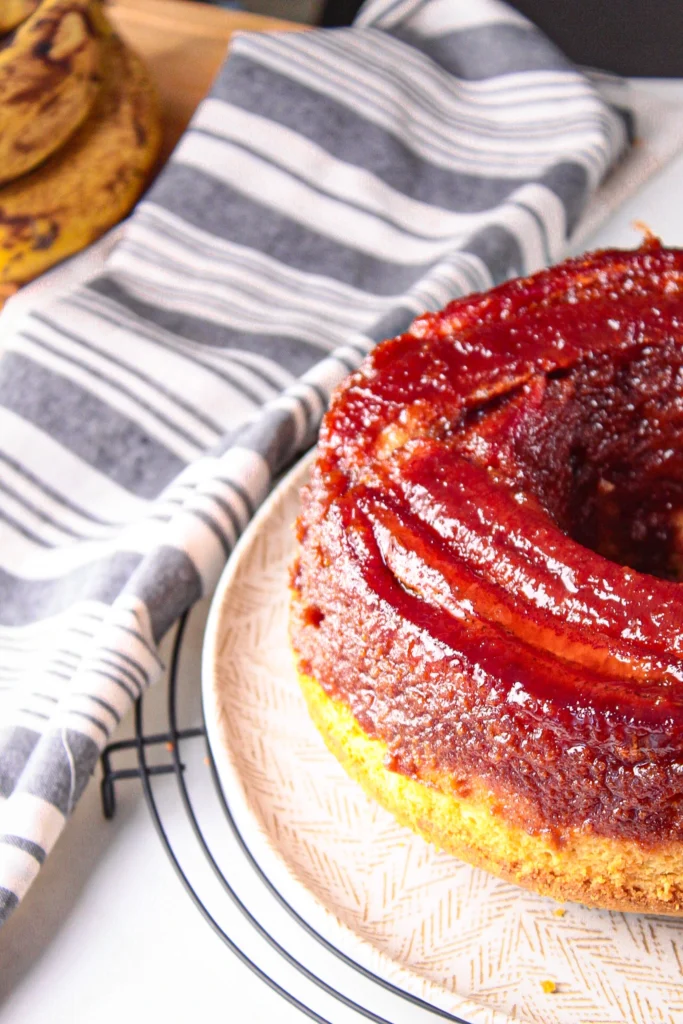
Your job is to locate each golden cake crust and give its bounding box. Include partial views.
[298,667,683,916]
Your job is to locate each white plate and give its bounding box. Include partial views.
[202,450,683,1024]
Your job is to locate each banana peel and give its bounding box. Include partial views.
[0,0,40,35]
[0,0,105,185]
[0,31,161,285]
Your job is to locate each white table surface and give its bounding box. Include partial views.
[2,77,683,1024]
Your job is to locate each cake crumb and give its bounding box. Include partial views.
[632,219,657,243]
[553,907,566,917]
[540,980,557,994]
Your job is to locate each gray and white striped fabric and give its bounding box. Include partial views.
[0,0,629,925]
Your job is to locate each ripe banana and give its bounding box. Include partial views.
[0,0,39,34]
[0,31,161,285]
[0,0,104,185]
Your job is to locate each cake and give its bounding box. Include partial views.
[290,240,683,914]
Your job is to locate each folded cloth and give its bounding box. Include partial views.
[0,0,628,925]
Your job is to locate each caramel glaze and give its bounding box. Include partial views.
[291,242,683,845]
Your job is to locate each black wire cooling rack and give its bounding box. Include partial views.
[99,607,475,1024]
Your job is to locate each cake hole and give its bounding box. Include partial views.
[514,341,683,581]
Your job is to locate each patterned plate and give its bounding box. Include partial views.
[203,450,683,1024]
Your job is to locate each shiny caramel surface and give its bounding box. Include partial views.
[291,243,683,843]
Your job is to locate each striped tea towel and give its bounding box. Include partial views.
[0,0,629,925]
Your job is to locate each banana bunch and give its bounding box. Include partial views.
[0,0,161,290]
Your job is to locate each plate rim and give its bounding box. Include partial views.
[200,449,518,1024]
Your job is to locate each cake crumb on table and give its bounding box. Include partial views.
[553,907,566,917]
[540,980,557,994]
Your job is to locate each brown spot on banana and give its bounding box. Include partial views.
[32,4,95,67]
[0,209,61,252]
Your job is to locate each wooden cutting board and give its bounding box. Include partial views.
[107,0,301,166]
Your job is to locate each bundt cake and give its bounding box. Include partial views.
[290,240,683,914]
